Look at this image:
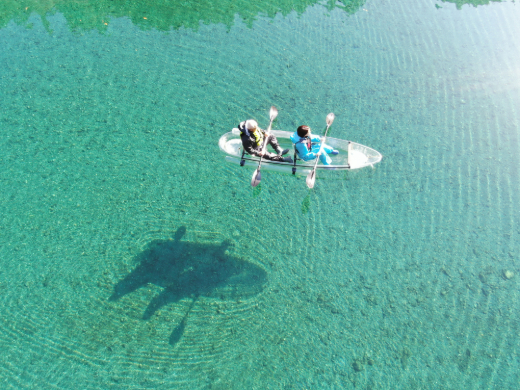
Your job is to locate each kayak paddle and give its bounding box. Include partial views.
[251,106,278,187]
[306,112,335,189]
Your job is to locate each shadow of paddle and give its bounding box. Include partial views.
[301,191,312,214]
[110,226,267,345]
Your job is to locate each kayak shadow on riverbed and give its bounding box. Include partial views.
[110,226,267,345]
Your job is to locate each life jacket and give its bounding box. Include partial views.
[238,122,264,147]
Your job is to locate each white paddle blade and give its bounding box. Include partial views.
[326,112,335,126]
[251,169,261,187]
[270,106,278,121]
[306,170,316,189]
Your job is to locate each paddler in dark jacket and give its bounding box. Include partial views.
[238,119,293,163]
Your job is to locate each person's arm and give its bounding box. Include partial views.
[309,134,323,155]
[241,134,261,156]
[296,142,317,161]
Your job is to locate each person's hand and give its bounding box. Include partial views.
[317,151,322,157]
[257,151,265,157]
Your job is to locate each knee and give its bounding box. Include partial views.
[324,145,333,153]
[320,154,331,165]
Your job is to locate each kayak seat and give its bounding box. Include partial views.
[291,145,301,175]
[293,145,302,161]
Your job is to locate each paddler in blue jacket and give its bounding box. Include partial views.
[290,125,338,165]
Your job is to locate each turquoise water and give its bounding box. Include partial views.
[1,0,520,388]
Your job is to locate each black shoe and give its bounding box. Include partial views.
[282,156,293,163]
[277,148,290,156]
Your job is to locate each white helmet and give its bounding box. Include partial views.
[245,120,258,131]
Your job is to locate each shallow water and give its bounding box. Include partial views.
[1,0,520,388]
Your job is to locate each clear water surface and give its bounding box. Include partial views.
[1,0,519,388]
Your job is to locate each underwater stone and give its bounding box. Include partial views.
[504,270,514,279]
[352,360,364,372]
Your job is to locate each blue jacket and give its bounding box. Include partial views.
[290,132,322,161]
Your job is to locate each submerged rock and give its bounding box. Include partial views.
[352,360,364,372]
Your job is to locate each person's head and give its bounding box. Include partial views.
[297,125,310,138]
[245,120,258,132]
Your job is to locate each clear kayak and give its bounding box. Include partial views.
[219,129,382,175]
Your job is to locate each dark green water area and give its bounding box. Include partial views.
[1,0,520,388]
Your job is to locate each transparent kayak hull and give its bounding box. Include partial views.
[218,129,382,175]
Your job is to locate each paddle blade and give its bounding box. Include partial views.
[326,112,335,126]
[251,168,261,187]
[306,170,316,189]
[270,106,278,122]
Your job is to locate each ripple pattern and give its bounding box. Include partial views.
[1,0,520,388]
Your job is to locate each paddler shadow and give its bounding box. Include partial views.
[109,226,267,345]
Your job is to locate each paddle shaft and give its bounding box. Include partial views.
[255,118,275,171]
[251,106,278,187]
[306,113,335,189]
[310,123,332,172]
